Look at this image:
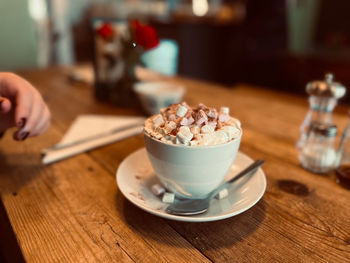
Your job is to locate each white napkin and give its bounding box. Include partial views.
[42,115,146,165]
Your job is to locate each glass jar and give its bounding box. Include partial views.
[299,122,337,174]
[297,73,345,150]
[335,118,350,189]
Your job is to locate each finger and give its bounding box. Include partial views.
[0,97,12,114]
[22,95,44,135]
[14,88,35,128]
[13,129,29,141]
[29,106,50,136]
[13,94,42,141]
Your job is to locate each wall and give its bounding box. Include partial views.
[0,0,39,70]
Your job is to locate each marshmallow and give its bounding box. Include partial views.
[144,126,153,135]
[180,117,189,126]
[220,126,240,140]
[144,103,241,146]
[215,188,229,200]
[180,117,194,126]
[161,137,172,144]
[189,140,200,146]
[229,117,241,129]
[168,114,176,121]
[152,184,166,196]
[164,121,177,133]
[220,107,230,115]
[207,109,218,119]
[174,117,183,125]
[201,124,215,134]
[159,127,167,136]
[190,126,201,135]
[219,114,230,123]
[208,121,217,129]
[152,114,164,129]
[199,133,215,146]
[187,116,195,125]
[152,132,163,140]
[176,126,193,145]
[176,105,188,117]
[185,110,193,118]
[196,110,208,125]
[180,126,193,135]
[164,134,176,143]
[162,192,175,203]
[196,117,206,126]
[214,130,229,144]
[176,138,187,145]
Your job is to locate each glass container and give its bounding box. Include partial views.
[299,122,337,174]
[297,73,345,150]
[335,117,350,189]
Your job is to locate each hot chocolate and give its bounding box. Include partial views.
[144,102,241,146]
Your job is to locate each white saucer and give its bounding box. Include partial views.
[116,148,266,222]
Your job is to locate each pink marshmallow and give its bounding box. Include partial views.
[180,117,189,126]
[168,114,176,121]
[219,114,230,123]
[196,109,208,125]
[181,116,195,126]
[196,117,207,125]
[207,108,218,119]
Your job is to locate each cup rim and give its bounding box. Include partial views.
[144,127,242,149]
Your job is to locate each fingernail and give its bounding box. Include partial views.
[17,132,29,141]
[17,118,26,128]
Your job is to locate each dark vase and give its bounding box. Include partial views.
[94,60,139,107]
[93,20,141,107]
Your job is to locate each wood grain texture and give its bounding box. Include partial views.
[0,67,350,262]
[0,125,210,263]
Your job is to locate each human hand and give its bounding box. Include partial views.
[0,73,51,140]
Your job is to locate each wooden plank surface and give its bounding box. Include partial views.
[1,67,350,262]
[0,68,211,263]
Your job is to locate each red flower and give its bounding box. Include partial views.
[97,23,114,41]
[131,20,159,50]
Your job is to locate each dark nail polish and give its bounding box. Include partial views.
[18,132,29,141]
[17,118,26,128]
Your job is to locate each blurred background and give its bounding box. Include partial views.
[0,0,350,96]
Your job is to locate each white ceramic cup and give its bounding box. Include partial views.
[133,82,185,116]
[144,130,242,199]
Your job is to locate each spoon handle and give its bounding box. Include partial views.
[209,159,265,199]
[227,159,265,184]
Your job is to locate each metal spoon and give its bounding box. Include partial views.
[165,159,265,216]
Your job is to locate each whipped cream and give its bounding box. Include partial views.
[144,102,241,146]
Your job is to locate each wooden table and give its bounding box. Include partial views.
[1,67,350,262]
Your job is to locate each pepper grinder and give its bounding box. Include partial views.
[297,73,346,151]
